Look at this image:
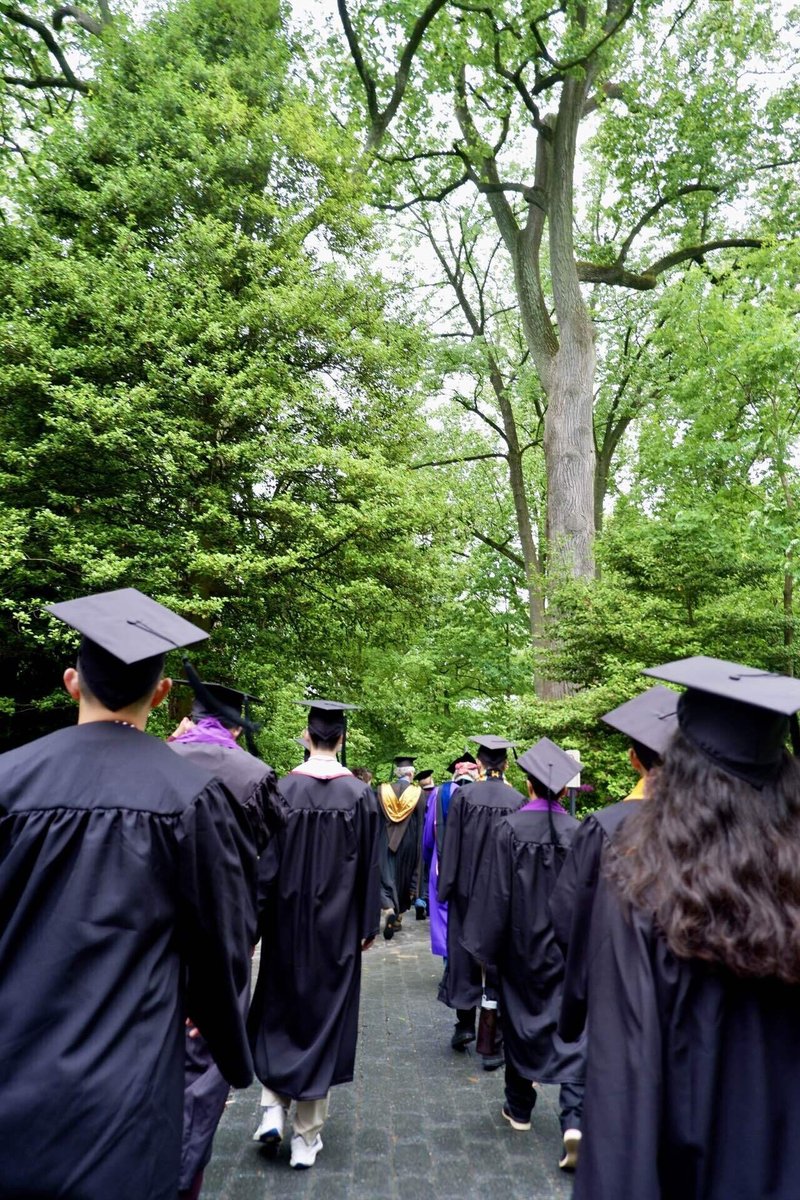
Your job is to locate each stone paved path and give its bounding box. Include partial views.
[204,918,574,1200]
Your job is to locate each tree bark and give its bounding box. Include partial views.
[544,72,596,579]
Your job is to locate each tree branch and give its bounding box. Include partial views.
[52,5,104,35]
[535,1,635,91]
[577,238,763,290]
[336,0,379,126]
[2,70,82,89]
[471,530,526,571]
[582,81,625,117]
[645,237,763,278]
[616,183,723,265]
[1,3,89,92]
[338,0,449,152]
[376,172,471,211]
[410,452,508,469]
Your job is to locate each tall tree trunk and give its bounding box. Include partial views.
[545,73,597,579]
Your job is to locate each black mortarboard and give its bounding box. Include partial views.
[394,755,417,768]
[469,734,518,769]
[643,656,800,787]
[177,678,262,735]
[517,738,579,797]
[47,588,207,712]
[601,685,678,757]
[447,752,476,775]
[415,769,434,785]
[296,698,358,764]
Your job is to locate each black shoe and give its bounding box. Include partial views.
[383,912,400,941]
[415,904,428,920]
[482,1053,505,1072]
[451,1025,475,1051]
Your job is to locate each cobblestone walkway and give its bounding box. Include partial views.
[204,918,574,1200]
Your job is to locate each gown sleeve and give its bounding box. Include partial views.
[436,786,463,903]
[242,767,287,855]
[572,879,663,1200]
[421,790,436,869]
[176,779,257,1088]
[357,785,382,941]
[549,815,605,1042]
[460,817,511,968]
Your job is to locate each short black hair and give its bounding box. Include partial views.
[526,773,562,803]
[308,730,342,753]
[630,739,662,773]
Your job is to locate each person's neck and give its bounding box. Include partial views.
[77,703,148,731]
[309,747,338,760]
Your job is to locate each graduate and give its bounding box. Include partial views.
[462,738,585,1171]
[0,589,256,1200]
[169,679,286,1200]
[376,755,427,939]
[574,656,800,1200]
[437,734,523,1060]
[551,685,678,1042]
[421,753,477,962]
[413,767,436,919]
[248,699,381,1170]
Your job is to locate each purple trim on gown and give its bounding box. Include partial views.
[170,716,240,749]
[422,787,448,958]
[520,797,568,814]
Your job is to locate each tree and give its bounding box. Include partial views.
[0,0,445,752]
[325,0,796,666]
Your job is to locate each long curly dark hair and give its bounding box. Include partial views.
[607,730,800,984]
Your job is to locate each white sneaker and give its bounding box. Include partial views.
[252,1103,285,1146]
[559,1128,582,1171]
[290,1133,323,1169]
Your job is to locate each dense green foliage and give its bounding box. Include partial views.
[2,0,799,799]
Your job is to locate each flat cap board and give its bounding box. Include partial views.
[601,685,678,755]
[469,735,518,752]
[46,588,208,663]
[517,738,579,795]
[643,656,800,715]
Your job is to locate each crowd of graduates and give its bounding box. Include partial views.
[2,586,800,1200]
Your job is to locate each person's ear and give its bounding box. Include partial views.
[63,667,81,702]
[629,746,644,774]
[150,677,172,710]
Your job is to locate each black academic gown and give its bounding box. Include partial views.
[377,778,426,914]
[437,777,524,1010]
[574,874,800,1200]
[0,723,256,1200]
[248,767,381,1099]
[168,739,285,1192]
[461,808,585,1083]
[549,799,637,1042]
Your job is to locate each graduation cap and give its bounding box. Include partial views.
[295,734,311,762]
[447,752,476,776]
[46,587,207,712]
[394,755,416,768]
[296,698,358,766]
[642,655,800,787]
[601,685,678,758]
[517,738,579,798]
[415,769,435,786]
[469,734,518,769]
[175,676,263,755]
